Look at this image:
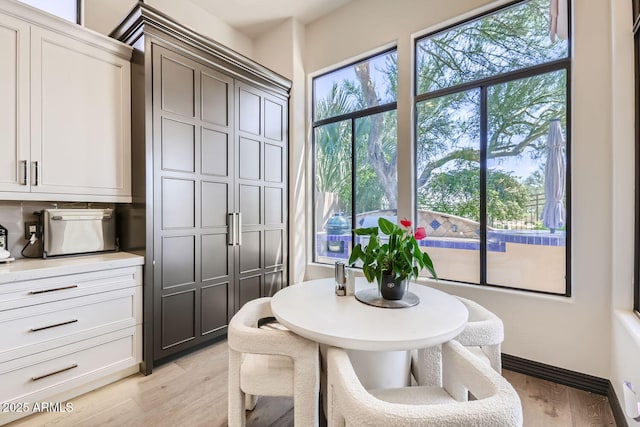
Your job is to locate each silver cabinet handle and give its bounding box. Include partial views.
[228,213,235,246]
[29,319,78,332]
[33,161,39,186]
[236,212,242,246]
[28,284,78,295]
[22,160,28,185]
[31,363,78,381]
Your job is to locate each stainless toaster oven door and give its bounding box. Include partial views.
[43,209,116,257]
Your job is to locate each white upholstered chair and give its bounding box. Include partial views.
[454,296,504,372]
[327,340,522,427]
[412,296,504,386]
[227,297,320,427]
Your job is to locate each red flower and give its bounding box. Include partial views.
[400,219,412,228]
[414,227,427,240]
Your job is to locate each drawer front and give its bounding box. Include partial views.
[0,287,141,363]
[0,327,139,404]
[0,267,140,311]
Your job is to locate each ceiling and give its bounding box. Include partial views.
[188,0,353,38]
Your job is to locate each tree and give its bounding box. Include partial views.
[415,0,567,190]
[420,165,529,223]
[314,85,352,212]
[353,60,398,209]
[314,56,398,214]
[314,0,568,223]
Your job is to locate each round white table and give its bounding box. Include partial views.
[270,278,468,389]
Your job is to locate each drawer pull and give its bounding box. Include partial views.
[31,363,78,381]
[28,284,78,295]
[29,319,78,332]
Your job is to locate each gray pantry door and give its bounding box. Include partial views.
[151,44,288,360]
[151,45,235,359]
[234,81,288,308]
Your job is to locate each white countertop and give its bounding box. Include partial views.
[0,252,145,284]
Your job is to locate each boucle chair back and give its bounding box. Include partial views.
[327,340,522,427]
[454,296,504,372]
[228,297,319,427]
[412,296,504,387]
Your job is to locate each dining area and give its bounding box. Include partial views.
[227,273,522,426]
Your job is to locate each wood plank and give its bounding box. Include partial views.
[7,343,618,427]
[502,369,573,427]
[567,385,615,426]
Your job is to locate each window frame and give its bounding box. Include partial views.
[311,47,398,265]
[413,0,572,296]
[17,0,83,24]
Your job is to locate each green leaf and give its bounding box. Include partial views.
[363,265,376,283]
[422,252,437,279]
[348,245,365,265]
[378,217,399,235]
[354,227,379,236]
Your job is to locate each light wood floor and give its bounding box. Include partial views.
[7,340,615,427]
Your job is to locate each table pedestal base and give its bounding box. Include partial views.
[346,349,412,390]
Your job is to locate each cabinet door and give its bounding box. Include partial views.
[30,27,131,198]
[151,44,235,360]
[0,14,29,192]
[235,82,288,308]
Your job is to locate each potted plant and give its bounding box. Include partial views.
[348,217,437,300]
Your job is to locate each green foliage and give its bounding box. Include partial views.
[348,218,437,286]
[416,0,567,93]
[314,0,567,226]
[419,166,529,222]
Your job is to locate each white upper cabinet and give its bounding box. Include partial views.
[0,12,29,193]
[0,0,132,202]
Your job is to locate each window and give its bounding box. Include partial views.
[313,49,398,264]
[17,0,82,24]
[414,0,570,294]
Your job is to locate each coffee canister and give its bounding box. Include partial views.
[334,261,346,296]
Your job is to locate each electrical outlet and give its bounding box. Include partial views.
[24,222,39,240]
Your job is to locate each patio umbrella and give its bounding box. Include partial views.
[540,119,566,233]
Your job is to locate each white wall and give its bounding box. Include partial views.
[609,0,640,423]
[254,19,308,284]
[83,0,134,35]
[84,0,253,58]
[302,0,619,380]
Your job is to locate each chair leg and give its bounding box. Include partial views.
[228,349,246,427]
[293,361,320,427]
[245,394,258,411]
[483,345,502,373]
[320,344,328,418]
[411,345,442,386]
[326,383,345,427]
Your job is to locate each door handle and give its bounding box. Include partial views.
[228,213,235,246]
[22,160,28,185]
[236,213,242,246]
[32,161,39,186]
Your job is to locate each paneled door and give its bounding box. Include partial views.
[0,13,29,192]
[235,82,288,309]
[152,44,235,360]
[30,26,131,197]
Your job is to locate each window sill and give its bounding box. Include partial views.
[614,309,640,347]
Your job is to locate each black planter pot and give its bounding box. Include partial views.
[378,275,408,300]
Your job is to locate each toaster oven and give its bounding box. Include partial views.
[42,208,117,258]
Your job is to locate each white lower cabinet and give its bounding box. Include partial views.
[0,259,143,425]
